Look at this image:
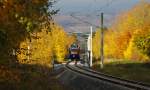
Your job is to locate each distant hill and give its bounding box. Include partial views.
[54,14,115,33]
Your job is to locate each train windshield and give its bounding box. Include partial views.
[71,44,78,49]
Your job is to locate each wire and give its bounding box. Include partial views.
[69,0,118,28]
[70,14,99,28]
[97,0,114,12]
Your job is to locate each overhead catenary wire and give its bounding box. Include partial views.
[70,13,99,28]
[69,0,118,28]
[69,0,117,68]
[94,0,114,13]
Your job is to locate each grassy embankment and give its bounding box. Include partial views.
[0,63,68,90]
[93,59,150,84]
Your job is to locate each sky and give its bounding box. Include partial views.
[55,0,140,15]
[53,0,149,33]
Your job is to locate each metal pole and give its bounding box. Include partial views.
[90,26,93,67]
[100,13,104,69]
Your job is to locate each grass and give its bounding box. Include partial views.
[92,59,150,84]
[0,64,69,90]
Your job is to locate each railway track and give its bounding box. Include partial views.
[66,61,150,90]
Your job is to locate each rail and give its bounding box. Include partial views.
[65,61,150,90]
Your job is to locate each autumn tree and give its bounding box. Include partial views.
[17,22,74,66]
[0,0,57,65]
[92,29,100,59]
[51,24,70,62]
[109,0,150,60]
[92,0,150,60]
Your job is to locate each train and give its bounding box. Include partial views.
[69,43,80,61]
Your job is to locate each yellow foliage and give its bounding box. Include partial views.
[51,25,69,62]
[92,29,100,59]
[93,1,150,60]
[104,30,118,58]
[124,37,149,61]
[17,41,28,62]
[17,23,73,66]
[17,29,53,66]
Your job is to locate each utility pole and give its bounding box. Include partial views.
[100,13,104,69]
